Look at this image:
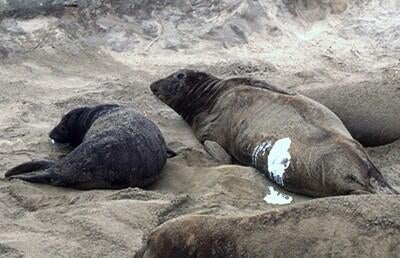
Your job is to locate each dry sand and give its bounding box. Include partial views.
[0,0,399,257]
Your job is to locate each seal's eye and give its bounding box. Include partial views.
[176,73,185,80]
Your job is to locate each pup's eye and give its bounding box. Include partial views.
[176,73,185,80]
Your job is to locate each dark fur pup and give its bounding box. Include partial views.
[5,104,168,189]
[150,69,397,197]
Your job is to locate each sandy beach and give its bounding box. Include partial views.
[0,0,399,257]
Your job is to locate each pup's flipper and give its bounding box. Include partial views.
[8,170,65,186]
[5,160,56,177]
[166,146,177,158]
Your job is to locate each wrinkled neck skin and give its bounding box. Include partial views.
[170,76,278,145]
[71,104,119,145]
[172,77,263,125]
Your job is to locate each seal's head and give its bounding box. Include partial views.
[49,104,120,146]
[151,69,218,107]
[150,69,221,122]
[49,107,88,145]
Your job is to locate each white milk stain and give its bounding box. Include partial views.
[252,141,271,168]
[267,137,291,186]
[264,186,293,205]
[251,144,261,166]
[51,139,56,144]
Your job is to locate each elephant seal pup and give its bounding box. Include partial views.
[135,195,400,258]
[150,69,397,197]
[299,81,400,147]
[5,104,168,189]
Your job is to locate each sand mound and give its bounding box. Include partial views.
[0,0,399,257]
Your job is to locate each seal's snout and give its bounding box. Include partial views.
[49,130,60,143]
[49,131,57,142]
[150,82,159,95]
[49,127,68,144]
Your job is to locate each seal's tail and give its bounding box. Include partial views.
[5,160,56,177]
[368,164,399,195]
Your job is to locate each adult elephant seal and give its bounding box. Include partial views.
[150,69,397,197]
[299,80,400,147]
[135,195,400,258]
[5,104,168,189]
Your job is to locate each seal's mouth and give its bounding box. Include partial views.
[49,137,67,145]
[49,130,68,144]
[49,138,66,150]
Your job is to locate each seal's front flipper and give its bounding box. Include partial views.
[5,160,56,177]
[8,170,65,186]
[204,140,232,164]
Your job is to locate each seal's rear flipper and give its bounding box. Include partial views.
[368,165,399,194]
[204,140,232,164]
[8,170,65,186]
[5,160,56,177]
[166,146,177,158]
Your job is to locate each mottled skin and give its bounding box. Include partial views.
[135,195,400,258]
[5,104,168,189]
[150,70,397,197]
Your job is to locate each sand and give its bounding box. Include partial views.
[0,0,399,257]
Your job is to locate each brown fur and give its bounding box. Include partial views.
[150,70,396,197]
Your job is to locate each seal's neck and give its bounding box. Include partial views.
[174,77,224,125]
[71,104,119,145]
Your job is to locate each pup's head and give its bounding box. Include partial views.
[49,107,88,146]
